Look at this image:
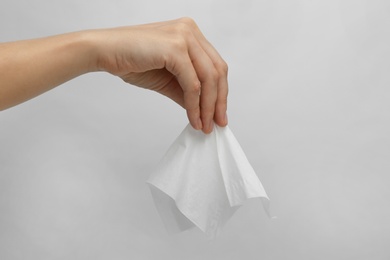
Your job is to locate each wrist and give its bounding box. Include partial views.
[86,28,129,75]
[68,30,101,74]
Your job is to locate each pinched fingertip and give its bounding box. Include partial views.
[187,109,203,130]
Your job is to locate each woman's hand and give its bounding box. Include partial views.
[93,17,228,133]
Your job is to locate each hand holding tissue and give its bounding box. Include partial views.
[147,124,271,237]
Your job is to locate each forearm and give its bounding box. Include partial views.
[0,31,97,110]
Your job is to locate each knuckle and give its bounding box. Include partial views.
[216,60,228,75]
[171,36,187,52]
[178,17,197,27]
[173,21,191,36]
[169,29,190,52]
[172,17,198,38]
[168,18,199,52]
[191,81,202,93]
[183,80,201,94]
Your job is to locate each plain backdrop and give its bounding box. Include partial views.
[1,0,390,259]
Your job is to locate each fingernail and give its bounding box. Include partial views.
[197,118,203,130]
[207,120,214,133]
[224,113,228,125]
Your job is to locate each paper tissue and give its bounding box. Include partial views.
[147,124,270,238]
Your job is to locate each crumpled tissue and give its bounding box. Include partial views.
[147,124,270,237]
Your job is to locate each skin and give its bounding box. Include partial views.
[0,17,228,134]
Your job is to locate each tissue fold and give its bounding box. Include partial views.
[147,124,270,237]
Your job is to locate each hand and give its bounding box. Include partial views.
[93,17,228,133]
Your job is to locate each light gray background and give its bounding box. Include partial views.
[1,0,390,259]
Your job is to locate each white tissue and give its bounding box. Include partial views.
[147,124,270,237]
